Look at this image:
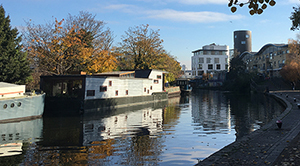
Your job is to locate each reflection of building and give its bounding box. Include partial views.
[190,91,232,133]
[83,108,163,145]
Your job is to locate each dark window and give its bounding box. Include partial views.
[126,90,128,95]
[216,64,221,70]
[109,81,112,86]
[87,90,95,96]
[115,90,118,96]
[144,88,146,92]
[100,86,107,92]
[208,64,213,69]
[150,86,152,90]
[147,90,149,94]
[157,75,162,79]
[154,80,159,84]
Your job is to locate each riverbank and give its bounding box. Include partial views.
[196,90,300,166]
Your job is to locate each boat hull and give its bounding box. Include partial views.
[0,93,45,123]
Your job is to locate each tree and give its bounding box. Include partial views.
[23,11,117,76]
[223,54,252,92]
[280,38,300,86]
[228,0,276,15]
[0,5,31,85]
[290,7,300,31]
[119,24,164,70]
[118,24,181,83]
[156,53,182,83]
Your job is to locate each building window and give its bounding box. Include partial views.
[241,41,246,44]
[144,88,146,92]
[154,80,159,84]
[208,64,213,69]
[109,81,112,86]
[126,90,128,95]
[198,70,204,76]
[157,75,161,79]
[206,58,211,63]
[246,34,249,38]
[199,57,204,63]
[214,58,219,64]
[100,86,107,92]
[87,90,95,96]
[225,64,229,70]
[198,64,202,69]
[150,86,152,90]
[216,64,221,70]
[115,90,118,96]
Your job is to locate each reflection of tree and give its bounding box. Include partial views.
[227,93,253,139]
[89,139,116,159]
[123,134,162,165]
[225,93,285,140]
[162,105,181,128]
[22,142,89,165]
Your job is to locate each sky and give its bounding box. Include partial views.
[2,0,300,69]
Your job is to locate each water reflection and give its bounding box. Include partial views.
[0,118,42,165]
[1,91,286,165]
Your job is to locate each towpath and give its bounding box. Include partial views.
[196,90,300,166]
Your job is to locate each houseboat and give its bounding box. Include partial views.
[176,77,192,94]
[0,82,45,123]
[40,69,169,115]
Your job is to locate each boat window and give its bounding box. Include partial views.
[100,86,107,92]
[17,102,21,107]
[11,103,14,108]
[87,90,95,96]
[3,104,7,109]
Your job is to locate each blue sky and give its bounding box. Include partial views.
[2,0,300,69]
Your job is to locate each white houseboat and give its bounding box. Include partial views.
[40,69,168,115]
[0,82,45,123]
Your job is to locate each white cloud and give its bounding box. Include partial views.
[137,0,227,5]
[172,0,227,5]
[288,0,300,4]
[103,4,243,23]
[104,4,140,14]
[147,9,243,23]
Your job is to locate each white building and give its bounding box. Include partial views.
[191,43,229,77]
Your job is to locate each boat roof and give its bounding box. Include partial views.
[0,82,22,88]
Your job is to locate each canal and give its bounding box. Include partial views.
[0,90,286,165]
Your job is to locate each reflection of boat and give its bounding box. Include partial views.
[82,105,164,145]
[0,82,45,123]
[0,142,22,157]
[0,118,43,158]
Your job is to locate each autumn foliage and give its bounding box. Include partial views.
[118,24,181,83]
[23,12,117,76]
[280,38,300,84]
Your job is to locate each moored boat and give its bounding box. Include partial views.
[0,82,45,123]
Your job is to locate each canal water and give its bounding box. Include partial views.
[0,90,285,166]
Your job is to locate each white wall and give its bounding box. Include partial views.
[84,70,165,100]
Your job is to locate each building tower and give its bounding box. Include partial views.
[234,30,252,55]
